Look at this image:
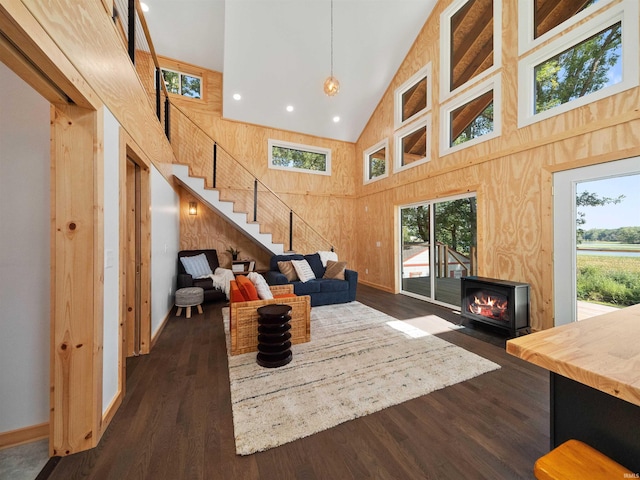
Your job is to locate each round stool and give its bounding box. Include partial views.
[175,287,204,319]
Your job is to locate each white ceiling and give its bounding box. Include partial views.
[144,0,437,143]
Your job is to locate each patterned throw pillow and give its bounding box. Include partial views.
[323,260,347,280]
[291,259,316,283]
[180,253,213,279]
[278,261,299,282]
[247,272,273,300]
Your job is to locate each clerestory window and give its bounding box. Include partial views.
[363,139,389,184]
[440,0,501,99]
[440,77,501,155]
[518,0,638,127]
[161,68,202,99]
[268,140,331,176]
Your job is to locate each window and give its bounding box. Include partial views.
[440,0,502,99]
[518,0,612,53]
[451,90,494,146]
[363,139,388,184]
[534,22,621,115]
[394,115,431,172]
[268,139,331,176]
[440,77,501,155]
[161,68,202,99]
[394,64,431,129]
[518,0,638,127]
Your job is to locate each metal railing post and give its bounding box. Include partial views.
[155,68,162,120]
[253,180,258,222]
[164,97,170,141]
[213,143,217,188]
[128,0,135,63]
[289,210,293,252]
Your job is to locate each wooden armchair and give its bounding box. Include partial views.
[230,283,311,356]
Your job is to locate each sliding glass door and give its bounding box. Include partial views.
[400,194,477,308]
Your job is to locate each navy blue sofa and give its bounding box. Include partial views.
[263,253,358,307]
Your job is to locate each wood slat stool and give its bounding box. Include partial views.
[534,439,634,480]
[175,287,204,319]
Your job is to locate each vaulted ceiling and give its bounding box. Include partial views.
[144,0,438,143]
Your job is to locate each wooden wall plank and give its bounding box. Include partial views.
[50,105,101,456]
[354,0,640,331]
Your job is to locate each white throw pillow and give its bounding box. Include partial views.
[317,250,338,267]
[247,272,273,300]
[291,259,316,283]
[180,253,213,279]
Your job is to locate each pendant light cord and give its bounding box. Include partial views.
[330,0,334,77]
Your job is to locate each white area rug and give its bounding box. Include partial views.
[222,301,500,455]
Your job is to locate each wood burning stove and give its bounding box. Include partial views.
[460,276,530,337]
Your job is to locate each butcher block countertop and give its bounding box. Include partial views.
[506,304,640,408]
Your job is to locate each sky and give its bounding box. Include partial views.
[577,173,640,230]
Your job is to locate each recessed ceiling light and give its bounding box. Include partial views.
[140,2,149,12]
[333,116,340,123]
[286,105,294,112]
[233,93,242,101]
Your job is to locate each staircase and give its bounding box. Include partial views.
[173,164,286,255]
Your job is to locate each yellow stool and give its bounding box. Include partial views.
[534,439,633,480]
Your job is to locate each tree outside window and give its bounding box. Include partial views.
[534,22,621,114]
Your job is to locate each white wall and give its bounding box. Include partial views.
[102,108,120,413]
[150,165,180,337]
[0,63,51,433]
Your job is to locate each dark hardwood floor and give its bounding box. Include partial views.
[47,284,549,479]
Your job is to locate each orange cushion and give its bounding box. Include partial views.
[229,280,247,303]
[274,293,296,299]
[235,275,259,301]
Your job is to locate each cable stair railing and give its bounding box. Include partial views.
[169,102,334,254]
[114,0,335,255]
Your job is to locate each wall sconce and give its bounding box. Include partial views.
[188,201,198,215]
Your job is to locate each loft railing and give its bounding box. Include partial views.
[112,0,171,138]
[112,0,333,254]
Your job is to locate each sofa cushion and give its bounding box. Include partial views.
[277,261,299,282]
[247,272,273,299]
[180,253,213,279]
[304,253,326,278]
[318,250,339,266]
[292,280,322,295]
[318,278,349,293]
[235,275,259,301]
[323,260,347,280]
[291,259,316,283]
[229,280,246,303]
[270,254,304,271]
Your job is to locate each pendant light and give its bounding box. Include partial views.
[323,0,340,96]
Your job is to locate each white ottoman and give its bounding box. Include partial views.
[175,287,204,318]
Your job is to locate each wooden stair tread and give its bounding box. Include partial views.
[534,440,633,480]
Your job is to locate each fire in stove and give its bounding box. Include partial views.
[469,293,509,322]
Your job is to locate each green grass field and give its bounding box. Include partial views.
[577,255,640,307]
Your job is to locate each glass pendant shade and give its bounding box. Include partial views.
[323,76,340,96]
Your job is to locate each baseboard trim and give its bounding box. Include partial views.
[101,390,123,435]
[0,422,49,450]
[359,280,394,293]
[150,308,172,349]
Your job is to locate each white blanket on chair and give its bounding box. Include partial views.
[206,268,235,300]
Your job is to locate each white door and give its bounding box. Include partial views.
[553,157,640,325]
